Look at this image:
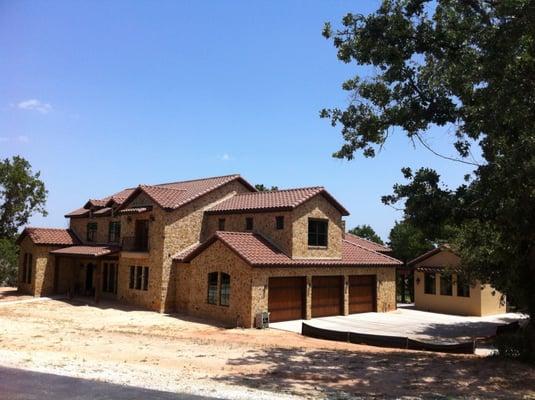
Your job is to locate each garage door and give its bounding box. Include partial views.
[268,277,306,322]
[349,275,376,314]
[312,276,343,318]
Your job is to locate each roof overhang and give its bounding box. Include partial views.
[50,245,120,258]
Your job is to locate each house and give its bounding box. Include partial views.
[16,174,401,327]
[409,245,506,316]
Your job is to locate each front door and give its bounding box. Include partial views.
[85,263,94,293]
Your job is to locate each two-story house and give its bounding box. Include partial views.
[16,174,401,327]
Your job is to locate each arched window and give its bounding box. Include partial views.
[207,272,218,304]
[220,273,230,306]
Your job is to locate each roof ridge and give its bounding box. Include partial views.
[153,174,240,187]
[343,239,401,263]
[140,184,187,192]
[26,227,70,231]
[230,186,324,197]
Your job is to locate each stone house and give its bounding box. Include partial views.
[17,174,401,327]
[409,245,506,316]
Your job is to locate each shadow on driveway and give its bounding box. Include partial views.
[0,366,218,400]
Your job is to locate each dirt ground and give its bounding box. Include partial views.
[0,290,534,399]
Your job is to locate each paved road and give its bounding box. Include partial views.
[0,366,218,400]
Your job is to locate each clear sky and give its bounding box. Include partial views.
[0,1,475,241]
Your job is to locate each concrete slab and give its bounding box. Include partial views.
[269,307,527,345]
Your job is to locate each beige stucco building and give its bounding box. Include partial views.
[410,245,506,316]
[17,174,401,327]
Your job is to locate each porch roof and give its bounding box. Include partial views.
[50,245,120,257]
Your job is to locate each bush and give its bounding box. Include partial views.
[0,238,18,286]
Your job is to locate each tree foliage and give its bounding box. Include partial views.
[254,184,279,192]
[0,156,48,238]
[388,220,434,265]
[348,224,384,245]
[322,0,535,337]
[0,238,18,286]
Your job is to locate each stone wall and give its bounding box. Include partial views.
[176,238,397,328]
[202,210,293,255]
[291,194,344,259]
[17,237,59,296]
[69,215,121,244]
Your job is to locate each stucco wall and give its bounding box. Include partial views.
[291,194,343,259]
[176,239,396,328]
[413,250,506,316]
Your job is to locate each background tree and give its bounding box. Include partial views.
[0,156,47,286]
[348,224,384,244]
[254,184,278,192]
[322,0,535,358]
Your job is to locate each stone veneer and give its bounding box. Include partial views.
[18,236,60,297]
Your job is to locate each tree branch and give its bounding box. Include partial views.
[414,133,482,167]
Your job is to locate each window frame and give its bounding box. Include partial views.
[308,218,328,247]
[108,221,121,243]
[135,266,143,290]
[142,267,149,291]
[220,273,230,306]
[26,253,32,284]
[207,272,218,305]
[440,273,453,296]
[424,272,436,295]
[129,266,135,289]
[275,216,284,230]
[86,222,98,242]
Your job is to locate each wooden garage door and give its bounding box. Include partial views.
[312,276,343,318]
[268,277,306,322]
[349,275,376,314]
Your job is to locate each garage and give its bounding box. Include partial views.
[312,276,343,318]
[268,277,306,322]
[349,275,376,314]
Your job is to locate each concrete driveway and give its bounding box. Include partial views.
[270,306,527,344]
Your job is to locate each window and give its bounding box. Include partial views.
[245,217,253,231]
[424,272,436,294]
[87,222,97,242]
[218,218,226,231]
[102,263,118,294]
[108,221,121,243]
[457,274,470,297]
[27,254,32,283]
[220,273,230,306]
[22,253,32,284]
[207,272,218,304]
[135,220,149,251]
[22,253,27,283]
[143,267,149,291]
[129,266,135,289]
[308,219,328,247]
[275,216,284,230]
[440,274,453,296]
[130,266,149,291]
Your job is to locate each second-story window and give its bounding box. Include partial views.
[87,222,97,242]
[135,220,149,251]
[218,218,226,231]
[308,219,328,247]
[245,217,253,231]
[108,221,121,243]
[275,216,284,230]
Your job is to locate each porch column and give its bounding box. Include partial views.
[343,275,349,316]
[95,259,102,304]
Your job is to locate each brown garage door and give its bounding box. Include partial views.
[349,275,376,314]
[312,276,343,318]
[268,277,306,322]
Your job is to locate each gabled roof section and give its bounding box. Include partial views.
[343,232,392,253]
[407,244,453,266]
[16,227,81,246]
[206,187,350,216]
[174,231,401,267]
[118,174,256,211]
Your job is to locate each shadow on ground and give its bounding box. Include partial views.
[216,345,535,399]
[0,366,217,400]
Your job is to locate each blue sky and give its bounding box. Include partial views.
[0,1,475,241]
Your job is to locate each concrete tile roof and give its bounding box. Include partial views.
[16,227,81,246]
[174,231,401,267]
[343,232,392,253]
[206,187,350,216]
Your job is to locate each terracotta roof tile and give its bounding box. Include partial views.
[343,232,392,253]
[50,245,120,257]
[64,207,90,218]
[175,231,401,267]
[207,187,349,215]
[16,228,81,246]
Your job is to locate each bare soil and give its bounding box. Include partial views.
[0,291,533,399]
